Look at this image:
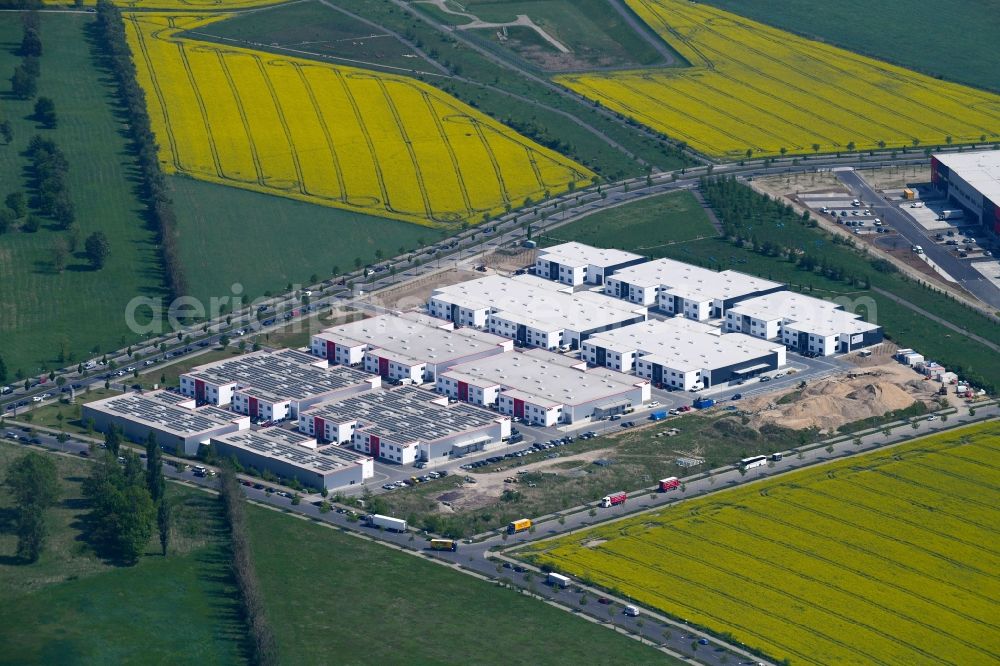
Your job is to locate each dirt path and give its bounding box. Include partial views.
[606,0,679,66]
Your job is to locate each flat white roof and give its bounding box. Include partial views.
[935,151,1000,205]
[430,275,647,332]
[315,313,509,367]
[729,292,879,337]
[212,428,371,473]
[538,241,644,268]
[585,319,782,372]
[609,258,783,303]
[83,390,247,437]
[442,348,646,407]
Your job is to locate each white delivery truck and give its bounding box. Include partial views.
[367,514,407,533]
[547,572,571,589]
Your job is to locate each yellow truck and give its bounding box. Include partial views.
[507,518,532,534]
[430,538,458,552]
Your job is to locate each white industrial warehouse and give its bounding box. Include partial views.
[82,390,249,456]
[932,150,1000,237]
[298,385,510,465]
[311,311,511,383]
[437,348,650,426]
[582,318,786,390]
[534,241,647,286]
[179,348,379,421]
[428,274,647,350]
[211,428,374,491]
[603,257,786,319]
[725,291,883,356]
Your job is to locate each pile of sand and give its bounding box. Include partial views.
[746,371,928,433]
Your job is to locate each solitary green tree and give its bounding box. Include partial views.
[5,451,60,562]
[84,231,111,270]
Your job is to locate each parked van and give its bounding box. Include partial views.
[624,605,640,617]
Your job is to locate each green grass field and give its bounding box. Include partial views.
[0,13,165,377]
[521,420,1000,665]
[457,0,678,71]
[0,443,246,664]
[702,0,1000,93]
[538,190,716,249]
[247,505,679,665]
[170,176,427,307]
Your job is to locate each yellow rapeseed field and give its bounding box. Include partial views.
[523,421,1000,665]
[45,0,288,8]
[556,0,1000,159]
[124,14,593,227]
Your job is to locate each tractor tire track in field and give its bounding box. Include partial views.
[255,55,307,195]
[127,16,184,173]
[176,40,226,179]
[213,47,267,186]
[293,62,347,203]
[667,520,1000,638]
[373,77,435,221]
[837,474,997,534]
[333,69,391,212]
[666,1,969,139]
[624,529,996,662]
[468,119,512,207]
[593,543,891,665]
[794,484,998,559]
[760,495,996,580]
[904,459,1000,494]
[723,503,996,605]
[419,89,474,218]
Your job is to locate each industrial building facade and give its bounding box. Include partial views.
[582,318,786,390]
[211,428,373,491]
[298,386,510,465]
[725,292,883,356]
[534,241,647,286]
[427,274,647,350]
[603,258,786,320]
[310,312,511,384]
[436,348,650,426]
[932,151,1000,237]
[82,390,250,456]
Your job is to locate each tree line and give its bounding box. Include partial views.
[94,0,187,299]
[218,468,278,666]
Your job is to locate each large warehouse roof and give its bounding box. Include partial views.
[430,275,646,332]
[84,391,248,436]
[609,258,783,303]
[537,241,644,268]
[303,386,502,443]
[186,349,375,402]
[729,292,879,337]
[586,319,781,372]
[315,313,509,366]
[935,151,1000,205]
[212,429,371,473]
[442,348,647,407]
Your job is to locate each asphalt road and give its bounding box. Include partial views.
[836,169,1000,309]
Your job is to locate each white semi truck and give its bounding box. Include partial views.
[367,514,407,533]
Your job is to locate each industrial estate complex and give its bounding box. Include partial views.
[932,150,1000,236]
[81,242,883,489]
